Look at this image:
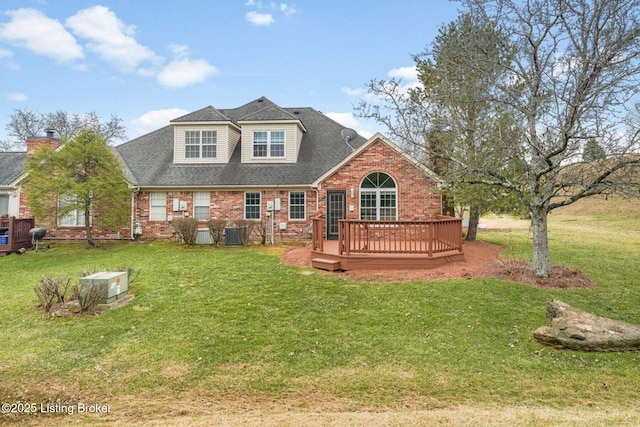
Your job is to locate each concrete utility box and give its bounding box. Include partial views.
[79,272,128,304]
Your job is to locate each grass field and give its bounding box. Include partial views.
[1,195,639,426]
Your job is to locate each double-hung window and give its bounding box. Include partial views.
[289,192,306,220]
[57,194,86,227]
[253,131,285,158]
[244,192,261,220]
[193,192,210,221]
[149,192,167,221]
[185,130,217,159]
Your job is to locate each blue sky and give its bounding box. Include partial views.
[0,1,461,145]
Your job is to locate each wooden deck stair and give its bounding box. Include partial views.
[311,257,342,272]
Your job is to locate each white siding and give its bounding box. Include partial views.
[240,123,302,163]
[228,126,241,159]
[174,124,237,164]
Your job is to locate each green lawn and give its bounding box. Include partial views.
[1,195,640,425]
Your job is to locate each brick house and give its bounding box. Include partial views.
[1,97,445,244]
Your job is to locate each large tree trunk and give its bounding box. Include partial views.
[465,204,480,241]
[530,205,551,278]
[84,205,95,248]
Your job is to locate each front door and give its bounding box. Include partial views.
[326,190,346,240]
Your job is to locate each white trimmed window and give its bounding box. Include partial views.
[253,131,285,158]
[289,192,306,220]
[149,192,167,221]
[0,194,8,216]
[193,192,210,221]
[185,130,217,159]
[57,195,86,227]
[245,192,261,220]
[360,172,397,221]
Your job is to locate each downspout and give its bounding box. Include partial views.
[312,186,320,215]
[130,186,140,240]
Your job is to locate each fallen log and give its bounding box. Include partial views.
[534,300,640,352]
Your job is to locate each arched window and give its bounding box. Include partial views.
[360,172,397,220]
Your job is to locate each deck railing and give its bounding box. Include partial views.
[0,216,35,252]
[312,216,463,257]
[339,216,462,256]
[311,217,324,252]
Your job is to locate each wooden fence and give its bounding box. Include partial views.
[0,216,35,255]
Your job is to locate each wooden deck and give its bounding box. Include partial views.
[311,217,464,271]
[0,216,35,256]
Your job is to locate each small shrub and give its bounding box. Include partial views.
[206,219,227,246]
[172,217,199,245]
[34,276,72,314]
[232,220,256,246]
[72,281,106,313]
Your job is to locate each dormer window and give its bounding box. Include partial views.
[253,130,285,158]
[185,130,217,159]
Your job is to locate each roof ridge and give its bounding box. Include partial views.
[171,105,232,123]
[238,104,299,121]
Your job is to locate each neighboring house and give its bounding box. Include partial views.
[1,97,444,244]
[0,151,26,217]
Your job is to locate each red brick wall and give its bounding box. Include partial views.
[17,137,442,244]
[134,189,314,242]
[318,139,441,220]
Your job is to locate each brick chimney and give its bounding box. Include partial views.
[26,129,61,156]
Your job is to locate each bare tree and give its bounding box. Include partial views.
[453,0,640,277]
[5,109,126,148]
[354,78,432,164]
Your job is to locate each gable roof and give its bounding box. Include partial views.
[313,133,441,186]
[0,152,26,187]
[116,97,369,188]
[170,106,233,123]
[239,104,301,123]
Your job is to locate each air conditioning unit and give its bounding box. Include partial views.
[79,272,128,304]
[196,228,213,245]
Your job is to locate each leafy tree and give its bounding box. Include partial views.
[447,0,640,277]
[356,13,519,241]
[415,12,518,240]
[583,138,607,162]
[25,129,132,247]
[4,109,126,150]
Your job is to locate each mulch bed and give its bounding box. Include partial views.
[281,240,594,288]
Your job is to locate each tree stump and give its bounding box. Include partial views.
[534,300,640,352]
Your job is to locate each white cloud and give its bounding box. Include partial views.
[131,108,190,136]
[157,58,218,89]
[6,92,28,102]
[168,44,190,59]
[0,8,83,63]
[341,86,365,97]
[0,48,13,58]
[246,11,274,26]
[388,66,418,81]
[66,6,158,72]
[280,3,297,16]
[325,112,379,139]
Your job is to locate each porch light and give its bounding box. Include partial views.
[350,187,355,198]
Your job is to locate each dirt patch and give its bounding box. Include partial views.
[281,241,593,288]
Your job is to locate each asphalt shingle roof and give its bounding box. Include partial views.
[0,152,26,186]
[116,97,368,188]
